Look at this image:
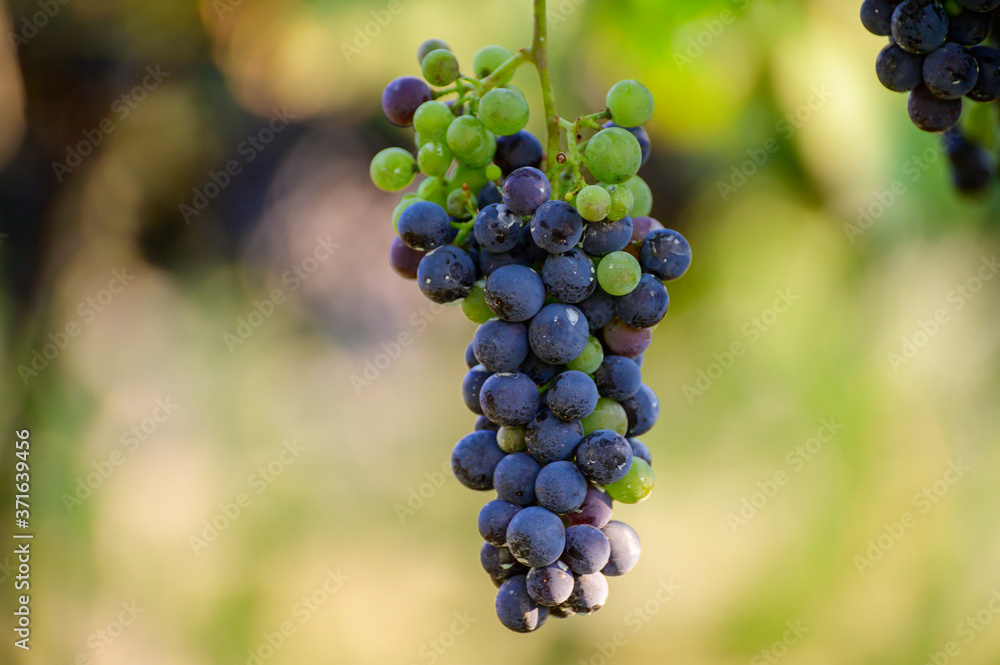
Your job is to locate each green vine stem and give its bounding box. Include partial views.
[531,0,561,176]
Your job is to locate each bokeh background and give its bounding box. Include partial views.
[3,0,1000,663]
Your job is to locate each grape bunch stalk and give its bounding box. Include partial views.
[861,0,1000,194]
[370,0,691,633]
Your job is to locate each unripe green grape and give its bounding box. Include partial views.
[447,188,472,219]
[581,397,628,436]
[421,49,460,87]
[606,80,655,128]
[485,164,502,181]
[417,39,450,64]
[585,128,642,185]
[456,131,497,169]
[392,196,422,233]
[370,147,417,192]
[503,83,526,98]
[576,185,611,222]
[450,163,490,197]
[478,88,530,136]
[605,458,654,503]
[446,115,490,159]
[622,176,652,218]
[604,184,634,222]
[462,281,493,323]
[597,251,641,296]
[417,176,448,207]
[413,101,454,142]
[472,45,514,83]
[418,142,453,177]
[497,425,527,453]
[566,335,604,374]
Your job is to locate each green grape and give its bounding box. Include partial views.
[446,115,490,160]
[581,397,628,436]
[502,83,526,98]
[472,45,514,83]
[462,281,494,323]
[566,335,604,374]
[605,458,654,504]
[421,49,460,87]
[450,163,490,196]
[622,176,652,218]
[485,164,502,181]
[417,38,450,64]
[392,196,422,233]
[478,88,529,136]
[576,185,611,222]
[413,101,454,142]
[370,147,417,192]
[447,188,472,219]
[597,251,641,296]
[605,80,655,128]
[457,131,497,169]
[418,142,453,177]
[604,184,634,222]
[585,128,642,185]
[417,176,448,207]
[497,426,527,453]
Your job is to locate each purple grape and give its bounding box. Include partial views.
[381,76,432,127]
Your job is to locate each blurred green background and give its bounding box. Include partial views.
[3,0,1000,664]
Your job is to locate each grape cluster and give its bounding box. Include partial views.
[861,0,999,193]
[372,37,691,632]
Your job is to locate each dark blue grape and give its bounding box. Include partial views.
[566,486,614,528]
[506,506,566,567]
[891,0,949,54]
[593,356,642,401]
[494,452,543,506]
[861,0,900,36]
[476,416,499,432]
[526,563,575,606]
[581,215,633,257]
[473,319,529,372]
[907,84,962,131]
[944,129,995,194]
[502,167,551,216]
[474,203,523,253]
[479,499,524,546]
[496,575,548,632]
[530,200,584,254]
[451,430,506,490]
[479,372,540,426]
[603,121,651,166]
[621,384,659,436]
[545,371,599,422]
[640,228,692,281]
[485,265,546,322]
[465,342,478,368]
[520,222,548,262]
[633,353,644,368]
[535,461,588,514]
[495,131,544,177]
[518,351,563,386]
[562,524,611,575]
[462,364,493,415]
[923,43,979,100]
[526,410,584,464]
[576,430,633,485]
[876,43,926,92]
[576,286,616,333]
[480,244,531,276]
[389,236,424,279]
[398,201,452,251]
[615,273,670,328]
[628,438,652,466]
[565,573,608,615]
[541,249,596,304]
[417,246,476,303]
[481,542,529,582]
[528,304,590,364]
[478,182,503,209]
[948,7,992,45]
[968,45,1000,101]
[601,521,641,576]
[381,76,432,126]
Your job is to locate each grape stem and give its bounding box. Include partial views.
[530,0,561,178]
